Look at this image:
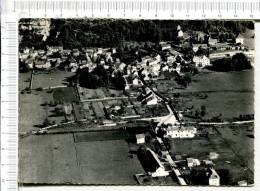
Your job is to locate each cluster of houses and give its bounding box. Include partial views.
[135,135,220,186]
[19,23,254,85]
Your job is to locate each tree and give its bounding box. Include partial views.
[231,53,252,71]
[200,105,207,117]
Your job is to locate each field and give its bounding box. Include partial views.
[19,133,144,185]
[31,70,75,89]
[19,90,53,132]
[53,87,79,103]
[160,70,254,119]
[182,70,253,92]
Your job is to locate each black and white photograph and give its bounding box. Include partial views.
[18,19,254,186]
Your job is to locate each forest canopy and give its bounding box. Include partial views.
[19,19,254,49]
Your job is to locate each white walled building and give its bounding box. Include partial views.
[165,125,197,138]
[146,148,170,177]
[136,134,145,144]
[208,168,220,186]
[236,34,244,45]
[193,55,210,68]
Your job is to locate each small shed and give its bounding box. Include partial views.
[136,134,145,144]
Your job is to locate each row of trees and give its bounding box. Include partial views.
[209,53,252,72]
[19,19,254,50]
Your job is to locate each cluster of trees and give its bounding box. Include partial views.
[19,19,254,50]
[77,66,126,90]
[209,53,252,72]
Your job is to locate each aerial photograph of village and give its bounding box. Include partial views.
[18,19,254,186]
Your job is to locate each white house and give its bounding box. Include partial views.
[136,134,145,144]
[147,148,170,177]
[177,25,184,38]
[208,37,218,46]
[141,88,160,105]
[236,34,244,45]
[97,48,103,54]
[72,49,80,57]
[193,55,210,68]
[187,158,201,168]
[34,60,51,69]
[165,126,197,138]
[208,168,220,186]
[161,43,171,50]
[178,30,184,38]
[192,44,208,52]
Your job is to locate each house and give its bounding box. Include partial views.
[26,59,34,69]
[165,125,197,138]
[238,180,248,186]
[72,49,80,57]
[192,44,208,52]
[177,25,184,38]
[69,59,77,68]
[136,134,145,144]
[140,88,159,105]
[38,49,45,55]
[62,49,71,56]
[112,48,117,54]
[97,48,103,54]
[48,46,63,53]
[208,168,220,186]
[236,33,244,45]
[34,60,51,69]
[187,158,201,168]
[196,31,206,43]
[209,152,219,160]
[208,37,218,46]
[69,59,78,72]
[64,103,73,115]
[19,53,30,61]
[160,43,171,51]
[146,148,170,177]
[193,55,210,68]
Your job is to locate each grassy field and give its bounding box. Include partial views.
[19,90,53,132]
[183,92,254,119]
[19,72,31,91]
[53,87,79,103]
[184,69,254,92]
[216,124,254,172]
[32,70,75,89]
[19,134,144,185]
[162,70,254,119]
[19,134,82,184]
[76,139,144,185]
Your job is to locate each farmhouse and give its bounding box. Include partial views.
[208,168,220,186]
[165,125,197,138]
[208,37,218,46]
[193,55,210,68]
[146,148,170,177]
[236,33,244,45]
[192,44,208,52]
[136,134,145,144]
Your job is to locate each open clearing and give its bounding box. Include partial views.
[19,134,144,185]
